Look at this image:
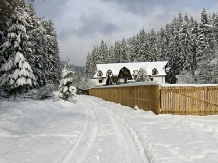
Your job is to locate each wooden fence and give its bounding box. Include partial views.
[89,84,218,116]
[161,86,218,115]
[89,85,160,114]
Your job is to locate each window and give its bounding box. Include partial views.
[97,70,103,76]
[99,80,102,83]
[152,68,158,75]
[106,69,112,76]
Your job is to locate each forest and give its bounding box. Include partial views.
[84,8,218,84]
[0,0,88,97]
[0,0,61,95]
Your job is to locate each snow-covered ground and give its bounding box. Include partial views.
[0,93,218,163]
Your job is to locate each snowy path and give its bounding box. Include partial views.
[58,96,147,163]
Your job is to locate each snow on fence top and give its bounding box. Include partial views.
[92,81,160,88]
[160,84,218,87]
[92,82,218,89]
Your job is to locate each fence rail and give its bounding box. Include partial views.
[89,84,218,116]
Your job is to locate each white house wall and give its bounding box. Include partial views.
[95,78,106,86]
[151,76,165,84]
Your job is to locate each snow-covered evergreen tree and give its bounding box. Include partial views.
[58,60,76,101]
[108,46,114,63]
[0,0,18,46]
[84,53,91,79]
[128,36,138,62]
[113,41,121,63]
[0,1,36,95]
[120,38,129,63]
[0,0,61,92]
[195,8,217,84]
[43,20,61,86]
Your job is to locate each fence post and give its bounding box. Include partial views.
[154,85,161,114]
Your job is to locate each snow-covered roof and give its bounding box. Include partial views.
[93,61,168,78]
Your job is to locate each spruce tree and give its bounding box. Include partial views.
[195,8,215,83]
[120,38,129,63]
[0,1,36,95]
[58,60,76,101]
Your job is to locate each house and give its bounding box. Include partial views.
[92,61,168,86]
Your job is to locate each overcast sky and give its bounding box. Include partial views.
[33,0,218,66]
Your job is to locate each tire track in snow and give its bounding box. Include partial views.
[89,97,149,163]
[56,97,98,163]
[97,102,138,163]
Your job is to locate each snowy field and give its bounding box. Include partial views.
[0,93,218,163]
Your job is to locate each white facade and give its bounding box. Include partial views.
[150,75,165,83]
[94,78,107,86]
[92,61,168,86]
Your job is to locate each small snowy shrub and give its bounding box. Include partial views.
[36,84,56,99]
[135,68,150,82]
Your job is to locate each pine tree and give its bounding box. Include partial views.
[84,53,91,79]
[158,26,167,61]
[44,20,61,85]
[108,46,114,63]
[0,0,18,46]
[195,8,216,83]
[29,16,47,87]
[120,38,129,63]
[58,60,76,101]
[137,28,147,62]
[114,41,121,63]
[149,28,158,61]
[128,36,137,62]
[0,1,36,95]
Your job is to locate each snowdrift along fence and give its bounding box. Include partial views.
[89,84,218,115]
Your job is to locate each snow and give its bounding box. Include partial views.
[0,74,8,86]
[62,71,73,78]
[1,59,13,71]
[15,52,25,64]
[16,77,26,86]
[93,81,160,88]
[161,83,218,87]
[0,93,218,163]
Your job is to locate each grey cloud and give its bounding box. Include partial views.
[74,13,119,37]
[100,0,182,15]
[57,27,74,40]
[57,12,120,40]
[75,13,120,38]
[33,0,69,20]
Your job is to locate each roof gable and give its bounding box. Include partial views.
[93,61,168,78]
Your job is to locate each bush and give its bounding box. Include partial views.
[36,84,56,99]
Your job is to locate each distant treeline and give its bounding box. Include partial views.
[85,8,218,84]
